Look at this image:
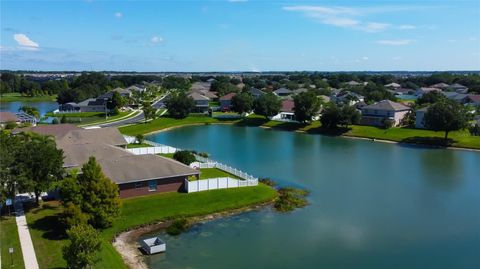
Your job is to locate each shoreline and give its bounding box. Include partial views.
[130,121,480,152]
[113,202,272,269]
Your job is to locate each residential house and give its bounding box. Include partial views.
[415,106,429,129]
[15,125,199,198]
[293,88,309,95]
[126,84,146,93]
[219,92,237,110]
[361,100,411,127]
[248,87,265,99]
[188,92,210,112]
[441,92,469,104]
[429,83,450,90]
[191,81,212,92]
[98,88,132,100]
[270,99,296,122]
[449,83,468,94]
[416,87,442,96]
[60,98,108,113]
[334,91,365,106]
[384,82,401,88]
[0,111,37,127]
[345,80,362,87]
[466,94,480,106]
[189,89,217,100]
[273,87,293,97]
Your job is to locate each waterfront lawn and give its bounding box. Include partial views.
[0,216,25,269]
[158,153,175,158]
[24,185,277,269]
[0,93,57,102]
[119,116,236,136]
[126,143,151,148]
[25,201,68,269]
[197,168,240,180]
[45,111,105,117]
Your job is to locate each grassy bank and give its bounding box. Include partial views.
[119,114,480,149]
[0,93,57,102]
[0,216,25,269]
[45,112,105,117]
[25,185,276,268]
[125,143,151,148]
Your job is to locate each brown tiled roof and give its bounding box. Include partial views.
[220,92,237,101]
[0,112,19,123]
[13,124,81,138]
[281,100,295,113]
[362,100,410,111]
[56,127,127,147]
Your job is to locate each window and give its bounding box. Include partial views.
[148,180,157,192]
[134,182,142,188]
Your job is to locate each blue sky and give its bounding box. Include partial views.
[1,0,479,71]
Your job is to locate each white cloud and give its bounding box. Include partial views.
[283,5,419,33]
[376,39,414,45]
[13,34,39,49]
[114,12,123,18]
[151,36,163,44]
[398,24,416,30]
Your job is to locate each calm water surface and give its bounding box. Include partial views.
[0,101,58,116]
[146,125,480,269]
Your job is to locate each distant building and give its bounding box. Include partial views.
[248,87,265,99]
[0,111,37,127]
[126,84,146,93]
[361,100,411,127]
[416,87,442,96]
[270,99,296,122]
[384,82,401,88]
[333,91,365,106]
[219,92,237,110]
[59,98,108,113]
[273,87,293,97]
[429,83,450,90]
[449,83,468,94]
[188,92,210,112]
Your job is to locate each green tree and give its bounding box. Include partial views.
[253,93,281,119]
[339,105,361,128]
[142,102,157,123]
[173,150,196,165]
[16,134,64,204]
[231,92,254,114]
[424,99,469,142]
[320,104,342,129]
[135,134,145,144]
[77,157,121,228]
[108,91,126,110]
[18,105,40,118]
[62,223,101,269]
[293,91,321,123]
[417,91,446,105]
[60,114,68,124]
[164,92,195,119]
[0,131,23,204]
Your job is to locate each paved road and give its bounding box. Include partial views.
[98,94,168,128]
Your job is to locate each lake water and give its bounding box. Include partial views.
[146,125,480,269]
[0,101,58,117]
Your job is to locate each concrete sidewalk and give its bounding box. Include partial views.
[14,202,39,269]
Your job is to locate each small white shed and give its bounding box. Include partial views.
[140,237,166,255]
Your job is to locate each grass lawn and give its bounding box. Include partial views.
[197,168,241,180]
[45,112,105,117]
[25,201,67,269]
[158,153,175,159]
[74,112,130,126]
[119,116,236,136]
[126,143,151,149]
[24,185,276,268]
[209,101,220,107]
[0,216,25,269]
[0,93,57,102]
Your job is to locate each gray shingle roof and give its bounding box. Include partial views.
[362,100,410,111]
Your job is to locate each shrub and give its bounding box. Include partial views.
[382,118,395,129]
[198,152,209,158]
[60,114,67,124]
[51,118,59,124]
[5,121,17,129]
[62,223,101,269]
[173,150,196,165]
[259,178,277,187]
[274,187,309,212]
[135,134,145,144]
[166,219,189,236]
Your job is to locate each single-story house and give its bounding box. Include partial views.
[219,92,237,110]
[416,87,442,96]
[384,82,401,88]
[449,83,468,94]
[0,111,37,127]
[188,92,210,112]
[334,91,365,106]
[189,89,217,100]
[249,87,265,99]
[360,100,411,127]
[273,88,293,97]
[15,125,200,198]
[270,99,295,122]
[415,106,429,129]
[126,85,146,93]
[59,98,108,113]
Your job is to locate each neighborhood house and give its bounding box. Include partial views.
[361,100,411,127]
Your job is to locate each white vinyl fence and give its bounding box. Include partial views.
[123,135,258,193]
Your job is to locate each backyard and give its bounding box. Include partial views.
[24,185,277,269]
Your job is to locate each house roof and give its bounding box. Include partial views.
[188,92,210,101]
[419,87,442,93]
[346,80,361,86]
[294,88,309,94]
[362,100,410,111]
[13,124,81,138]
[249,87,265,96]
[467,94,480,103]
[189,89,217,99]
[113,87,132,94]
[0,111,19,123]
[191,82,211,91]
[56,127,127,147]
[126,85,145,92]
[274,88,293,95]
[220,92,237,101]
[280,99,295,113]
[384,83,401,88]
[430,83,450,89]
[450,83,467,89]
